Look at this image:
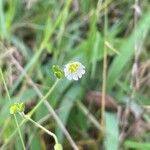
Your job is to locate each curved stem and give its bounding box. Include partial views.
[22,113,59,144]
[0,68,26,150]
[0,79,59,149]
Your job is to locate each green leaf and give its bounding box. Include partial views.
[0,0,7,39]
[124,140,150,150]
[55,84,82,143]
[105,112,119,150]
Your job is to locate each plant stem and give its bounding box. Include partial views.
[0,68,26,150]
[0,79,59,149]
[0,68,11,104]
[101,0,108,127]
[14,114,26,150]
[11,57,79,149]
[22,113,59,144]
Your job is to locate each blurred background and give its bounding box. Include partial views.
[0,0,150,150]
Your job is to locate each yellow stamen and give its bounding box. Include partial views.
[68,63,79,73]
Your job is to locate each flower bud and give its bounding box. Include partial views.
[52,65,64,79]
[54,143,63,150]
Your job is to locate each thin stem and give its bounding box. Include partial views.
[131,0,141,96]
[1,117,27,150]
[101,0,108,126]
[22,113,59,144]
[1,57,78,150]
[0,68,11,103]
[0,68,26,150]
[14,115,26,150]
[0,79,59,150]
[28,79,59,117]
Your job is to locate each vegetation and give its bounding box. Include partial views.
[0,0,150,149]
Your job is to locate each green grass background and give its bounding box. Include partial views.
[0,0,150,149]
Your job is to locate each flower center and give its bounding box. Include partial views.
[68,63,79,73]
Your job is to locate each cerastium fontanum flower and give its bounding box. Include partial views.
[8,62,85,150]
[53,61,85,81]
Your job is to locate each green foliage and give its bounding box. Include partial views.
[105,112,119,150]
[107,8,150,91]
[0,0,150,149]
[124,140,150,150]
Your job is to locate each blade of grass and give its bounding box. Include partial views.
[0,0,7,39]
[55,85,81,143]
[56,0,72,47]
[6,0,17,31]
[104,112,119,150]
[107,8,150,91]
[124,140,150,150]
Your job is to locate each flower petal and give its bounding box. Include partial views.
[67,74,73,80]
[64,61,85,80]
[81,69,85,74]
[64,68,69,76]
[72,74,78,80]
[78,72,82,78]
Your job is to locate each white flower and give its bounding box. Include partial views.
[64,62,85,81]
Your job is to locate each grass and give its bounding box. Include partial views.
[0,0,150,149]
[0,68,26,150]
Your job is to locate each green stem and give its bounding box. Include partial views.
[0,79,59,149]
[28,79,59,117]
[0,68,26,150]
[101,0,108,126]
[14,114,26,150]
[0,68,11,104]
[22,113,59,144]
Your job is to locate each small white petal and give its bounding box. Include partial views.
[67,74,73,80]
[64,68,68,76]
[78,67,83,72]
[72,74,78,80]
[78,72,82,78]
[81,64,85,69]
[64,61,85,81]
[81,69,85,74]
[65,64,69,68]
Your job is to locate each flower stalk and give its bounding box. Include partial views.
[0,68,26,150]
[21,113,60,145]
